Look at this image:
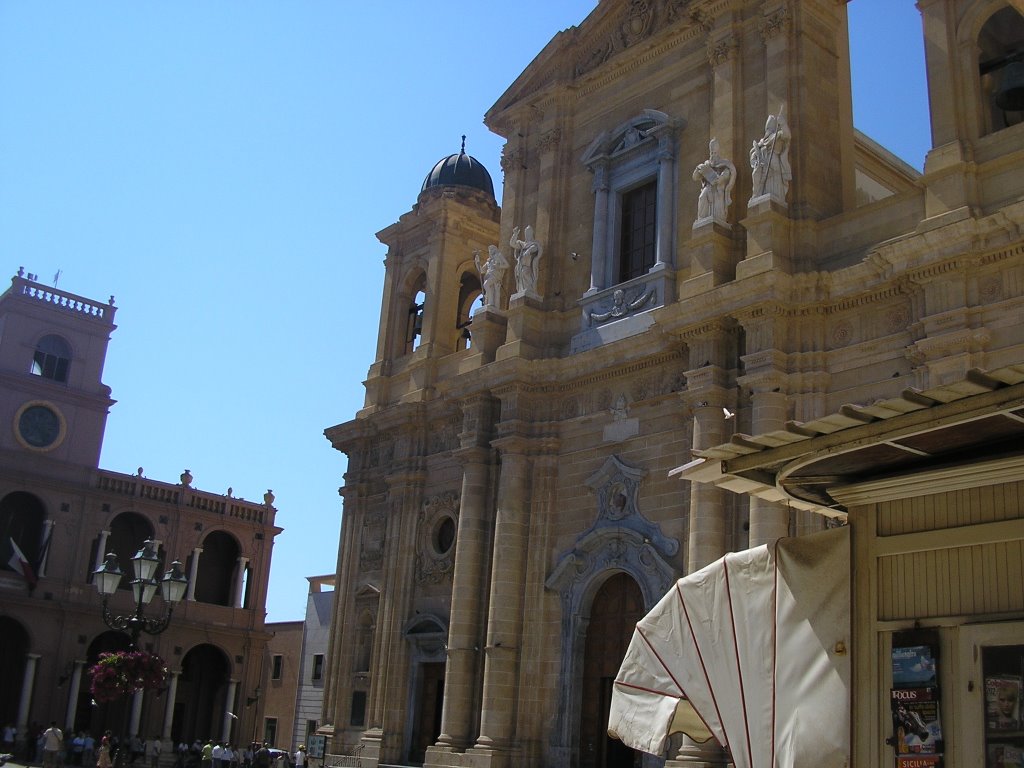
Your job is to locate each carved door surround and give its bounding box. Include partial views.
[546,455,678,766]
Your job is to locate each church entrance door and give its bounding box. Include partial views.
[409,661,445,764]
[579,572,644,768]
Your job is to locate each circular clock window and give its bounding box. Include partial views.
[16,403,64,450]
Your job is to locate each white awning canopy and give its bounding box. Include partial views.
[609,527,851,768]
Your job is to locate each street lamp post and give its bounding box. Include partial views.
[93,540,189,647]
[92,540,189,767]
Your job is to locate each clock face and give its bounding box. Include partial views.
[18,404,62,448]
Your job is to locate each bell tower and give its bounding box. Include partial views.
[0,269,117,469]
[361,141,500,415]
[918,0,1024,217]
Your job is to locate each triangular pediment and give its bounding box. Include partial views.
[486,0,716,128]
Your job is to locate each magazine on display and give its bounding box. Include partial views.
[989,743,1024,768]
[897,756,942,768]
[892,645,938,688]
[891,687,943,755]
[987,675,1023,732]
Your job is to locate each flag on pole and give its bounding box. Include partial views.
[8,537,37,588]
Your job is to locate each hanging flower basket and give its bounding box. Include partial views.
[88,651,168,703]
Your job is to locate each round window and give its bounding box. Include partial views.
[17,403,63,449]
[433,517,456,555]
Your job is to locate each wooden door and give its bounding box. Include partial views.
[580,573,645,768]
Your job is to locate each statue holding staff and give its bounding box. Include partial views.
[749,106,791,203]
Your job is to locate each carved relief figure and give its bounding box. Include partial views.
[589,288,654,324]
[749,107,792,203]
[474,245,509,310]
[510,225,542,296]
[693,137,736,223]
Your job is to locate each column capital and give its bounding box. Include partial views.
[737,369,789,395]
[759,2,791,42]
[491,433,559,457]
[682,364,731,395]
[681,388,732,413]
[452,444,493,464]
[707,32,740,68]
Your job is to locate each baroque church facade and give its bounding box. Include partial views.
[0,271,279,752]
[323,1,1024,766]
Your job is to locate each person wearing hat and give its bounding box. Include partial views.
[292,746,305,768]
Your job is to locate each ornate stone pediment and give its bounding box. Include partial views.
[575,455,679,557]
[486,0,718,126]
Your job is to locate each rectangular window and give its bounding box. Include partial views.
[263,718,278,747]
[271,654,283,680]
[618,180,657,282]
[312,654,324,681]
[306,720,318,740]
[350,691,367,727]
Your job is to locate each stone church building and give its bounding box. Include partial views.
[323,0,1024,766]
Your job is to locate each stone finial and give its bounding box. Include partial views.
[180,469,193,487]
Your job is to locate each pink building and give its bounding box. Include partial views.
[0,270,280,755]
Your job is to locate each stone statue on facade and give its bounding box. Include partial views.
[749,107,792,204]
[510,225,542,297]
[474,245,509,310]
[692,137,736,224]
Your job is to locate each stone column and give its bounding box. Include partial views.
[759,3,791,206]
[473,438,531,759]
[654,142,675,270]
[129,689,144,737]
[362,462,425,763]
[685,29,741,293]
[321,479,366,736]
[431,418,494,756]
[94,530,111,573]
[221,680,238,742]
[66,660,86,730]
[916,0,957,150]
[686,401,730,570]
[673,352,731,768]
[587,163,610,294]
[17,654,40,735]
[38,519,55,578]
[162,671,180,740]
[186,548,202,601]
[233,557,249,608]
[916,0,973,216]
[747,384,790,547]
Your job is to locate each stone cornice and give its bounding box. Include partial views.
[663,227,1023,342]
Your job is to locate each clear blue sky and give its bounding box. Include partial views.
[0,1,929,622]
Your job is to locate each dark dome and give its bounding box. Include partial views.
[421,143,495,200]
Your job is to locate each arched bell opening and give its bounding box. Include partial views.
[978,5,1024,134]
